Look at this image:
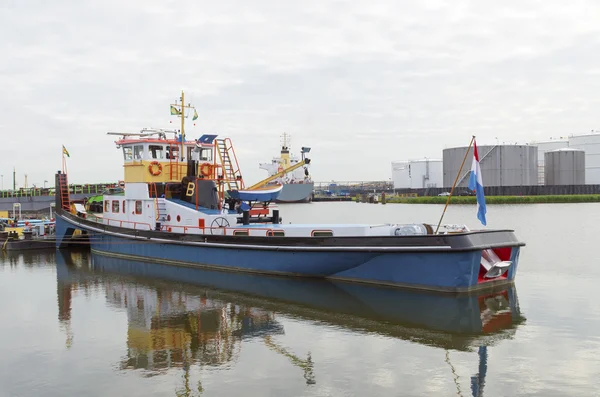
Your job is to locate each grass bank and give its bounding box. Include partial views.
[385,194,600,204]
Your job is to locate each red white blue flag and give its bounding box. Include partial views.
[468,140,487,226]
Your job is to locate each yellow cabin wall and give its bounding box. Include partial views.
[281,152,290,169]
[123,161,191,183]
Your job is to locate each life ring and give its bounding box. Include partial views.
[277,164,283,173]
[148,161,162,176]
[200,162,212,177]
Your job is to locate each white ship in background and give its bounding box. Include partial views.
[259,133,314,203]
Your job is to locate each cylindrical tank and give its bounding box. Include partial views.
[532,140,569,185]
[544,148,585,185]
[567,133,600,184]
[392,159,442,189]
[443,145,538,187]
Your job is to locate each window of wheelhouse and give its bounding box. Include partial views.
[123,146,133,162]
[112,200,120,213]
[166,145,179,160]
[149,145,165,160]
[133,145,144,160]
[135,200,142,215]
[104,200,110,212]
[199,147,212,162]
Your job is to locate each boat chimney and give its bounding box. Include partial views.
[187,160,198,178]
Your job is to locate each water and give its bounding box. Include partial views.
[1,202,599,397]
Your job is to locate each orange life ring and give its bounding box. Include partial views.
[148,161,162,176]
[200,162,212,177]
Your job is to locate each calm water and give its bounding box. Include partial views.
[1,202,599,397]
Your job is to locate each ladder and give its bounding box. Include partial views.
[215,138,244,190]
[156,199,167,222]
[57,173,71,211]
[148,183,167,222]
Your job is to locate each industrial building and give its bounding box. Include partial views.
[567,133,600,184]
[391,159,442,189]
[390,131,600,192]
[442,145,538,188]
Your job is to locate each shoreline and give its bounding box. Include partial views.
[381,194,600,204]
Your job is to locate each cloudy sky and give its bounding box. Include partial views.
[2,0,600,187]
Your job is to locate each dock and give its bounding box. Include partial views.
[1,232,57,251]
[311,196,353,202]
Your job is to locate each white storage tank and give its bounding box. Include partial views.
[391,159,443,189]
[544,148,585,185]
[531,139,569,185]
[391,161,411,189]
[443,145,538,187]
[567,133,600,184]
[408,159,443,189]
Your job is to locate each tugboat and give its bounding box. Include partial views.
[258,133,314,203]
[54,91,525,293]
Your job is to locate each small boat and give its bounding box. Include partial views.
[54,91,525,293]
[227,184,283,203]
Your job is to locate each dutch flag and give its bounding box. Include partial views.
[468,140,487,226]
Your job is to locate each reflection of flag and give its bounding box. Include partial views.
[170,105,181,115]
[62,145,70,158]
[192,108,198,121]
[468,140,486,225]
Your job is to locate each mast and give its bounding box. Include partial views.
[170,90,196,162]
[180,90,185,161]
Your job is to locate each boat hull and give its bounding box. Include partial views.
[55,211,522,293]
[274,182,314,203]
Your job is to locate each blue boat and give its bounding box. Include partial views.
[54,92,525,293]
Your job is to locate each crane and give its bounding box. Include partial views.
[246,158,311,190]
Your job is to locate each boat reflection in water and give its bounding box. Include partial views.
[55,249,525,395]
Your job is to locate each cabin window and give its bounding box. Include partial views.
[149,145,164,159]
[199,148,212,161]
[123,147,133,162]
[112,200,120,213]
[135,200,142,215]
[133,145,144,160]
[233,230,249,236]
[267,230,285,237]
[311,230,333,237]
[122,200,126,212]
[104,200,109,212]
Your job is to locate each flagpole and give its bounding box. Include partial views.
[434,135,475,234]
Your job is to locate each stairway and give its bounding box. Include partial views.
[57,173,71,211]
[215,138,244,190]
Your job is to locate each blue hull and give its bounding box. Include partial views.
[56,214,520,293]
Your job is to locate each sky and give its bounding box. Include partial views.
[2,0,600,188]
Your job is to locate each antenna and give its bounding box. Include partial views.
[281,132,291,149]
